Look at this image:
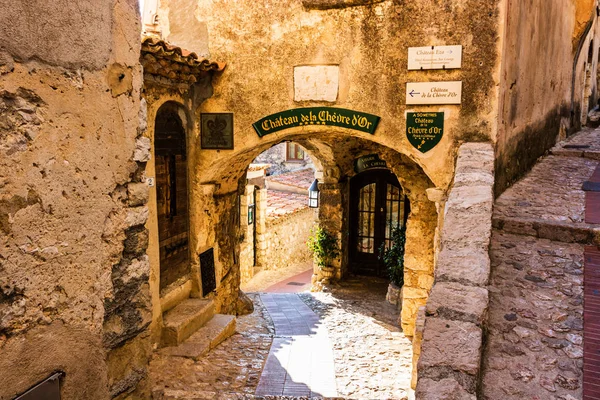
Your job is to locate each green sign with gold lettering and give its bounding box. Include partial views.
[252,107,380,137]
[406,112,444,153]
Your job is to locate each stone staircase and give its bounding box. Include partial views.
[159,298,236,360]
[480,128,600,399]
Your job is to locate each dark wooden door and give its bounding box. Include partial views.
[155,109,189,291]
[349,170,409,276]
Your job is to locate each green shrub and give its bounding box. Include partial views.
[307,225,340,268]
[379,225,406,287]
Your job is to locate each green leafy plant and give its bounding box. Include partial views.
[307,225,340,269]
[379,225,406,287]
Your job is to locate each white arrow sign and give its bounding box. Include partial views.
[408,45,462,70]
[406,81,462,105]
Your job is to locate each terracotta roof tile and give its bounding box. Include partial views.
[267,168,315,190]
[141,37,225,84]
[266,190,310,221]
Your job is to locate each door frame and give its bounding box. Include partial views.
[348,169,408,277]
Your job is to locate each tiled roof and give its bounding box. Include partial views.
[141,37,225,84]
[267,168,315,190]
[266,190,310,221]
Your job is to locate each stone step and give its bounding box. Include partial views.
[492,215,600,245]
[161,298,215,347]
[159,314,236,360]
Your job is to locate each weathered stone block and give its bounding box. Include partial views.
[294,65,339,102]
[454,143,494,177]
[161,298,215,347]
[435,247,491,286]
[426,283,488,326]
[445,186,493,213]
[125,206,149,228]
[133,137,151,162]
[416,378,476,400]
[403,287,430,299]
[441,209,492,251]
[123,226,149,257]
[0,0,112,69]
[236,290,254,315]
[418,318,482,376]
[127,182,149,207]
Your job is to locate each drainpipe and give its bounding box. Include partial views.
[571,8,598,129]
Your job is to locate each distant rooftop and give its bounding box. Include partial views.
[267,168,314,190]
[266,190,310,221]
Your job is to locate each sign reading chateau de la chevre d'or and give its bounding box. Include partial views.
[408,45,462,70]
[405,81,462,105]
[406,112,444,153]
[252,107,381,137]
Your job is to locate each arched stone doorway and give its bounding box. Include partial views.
[191,127,438,335]
[154,103,190,291]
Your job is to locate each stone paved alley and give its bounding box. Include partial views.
[150,277,412,399]
[480,128,600,399]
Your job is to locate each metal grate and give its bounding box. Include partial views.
[16,372,64,400]
[199,248,217,296]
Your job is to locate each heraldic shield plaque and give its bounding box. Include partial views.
[201,113,234,150]
[406,112,444,153]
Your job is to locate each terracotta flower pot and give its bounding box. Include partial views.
[320,266,335,280]
[386,282,402,307]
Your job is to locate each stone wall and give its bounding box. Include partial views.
[261,207,316,272]
[495,0,600,195]
[415,143,495,398]
[0,1,150,398]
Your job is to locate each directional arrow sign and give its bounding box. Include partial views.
[405,81,462,105]
[408,45,462,70]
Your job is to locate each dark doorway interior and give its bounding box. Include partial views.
[155,107,190,291]
[349,169,409,277]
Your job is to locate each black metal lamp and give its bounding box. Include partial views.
[308,179,319,208]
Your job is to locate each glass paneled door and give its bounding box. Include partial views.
[349,170,409,276]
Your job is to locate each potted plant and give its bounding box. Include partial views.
[379,225,406,307]
[307,224,340,281]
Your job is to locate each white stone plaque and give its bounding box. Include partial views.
[294,65,339,102]
[405,81,462,105]
[408,45,462,70]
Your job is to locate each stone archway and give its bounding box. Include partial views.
[189,127,438,335]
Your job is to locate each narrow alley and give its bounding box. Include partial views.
[150,274,413,399]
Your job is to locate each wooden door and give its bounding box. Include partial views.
[155,108,189,291]
[349,170,409,277]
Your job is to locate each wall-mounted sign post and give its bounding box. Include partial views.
[406,112,444,153]
[406,81,462,105]
[408,45,462,70]
[252,107,380,137]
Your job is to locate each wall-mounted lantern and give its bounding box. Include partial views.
[248,203,255,225]
[308,179,319,208]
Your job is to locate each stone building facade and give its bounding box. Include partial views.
[1,0,599,398]
[0,1,149,398]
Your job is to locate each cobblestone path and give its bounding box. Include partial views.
[150,278,413,399]
[150,293,274,399]
[481,129,600,399]
[256,294,337,397]
[300,277,413,400]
